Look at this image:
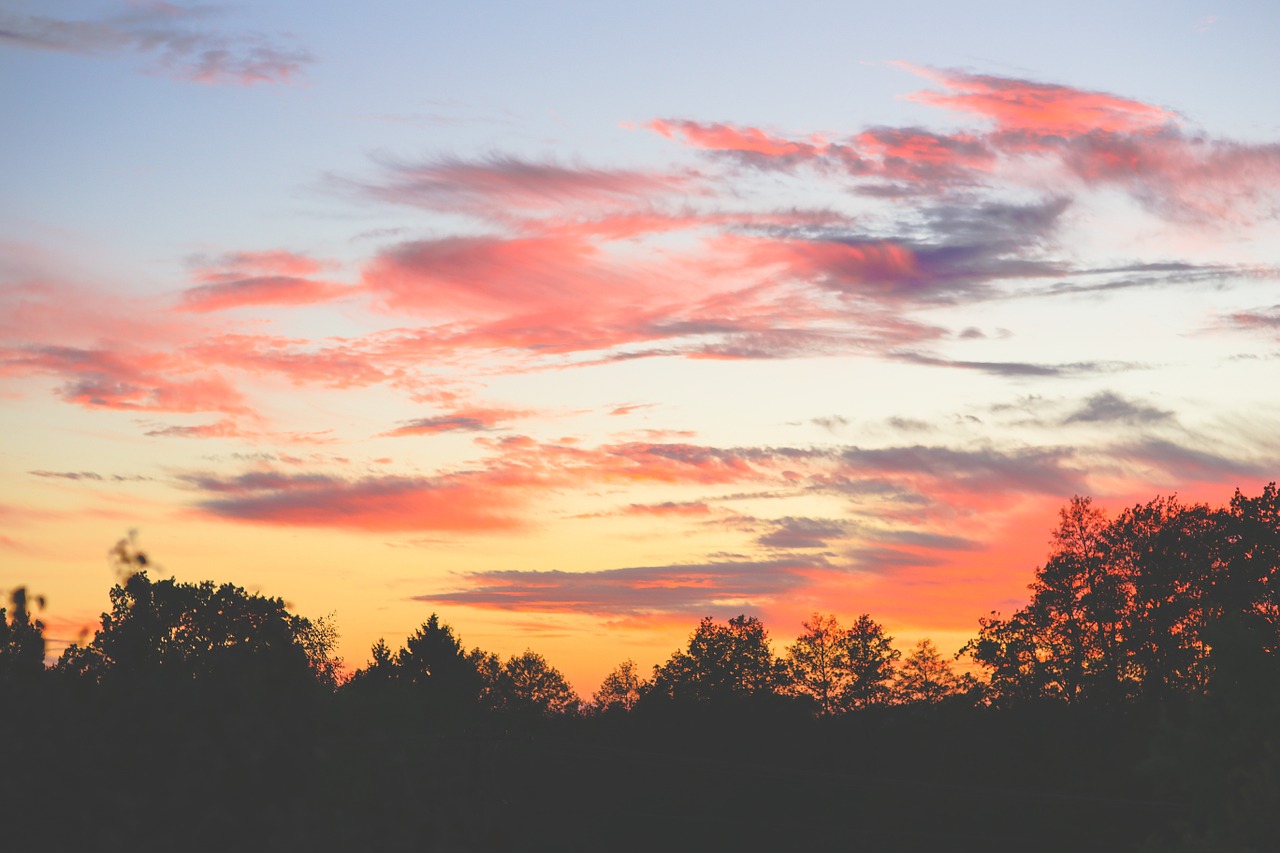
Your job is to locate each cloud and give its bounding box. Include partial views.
[189,469,524,532]
[608,402,656,417]
[811,415,850,433]
[143,419,245,439]
[0,3,312,85]
[1114,438,1269,483]
[1063,391,1173,425]
[756,517,849,549]
[381,406,531,437]
[898,63,1177,134]
[2,345,248,414]
[836,444,1084,496]
[29,469,152,482]
[648,66,1280,223]
[1226,305,1280,334]
[352,153,683,215]
[177,250,349,312]
[620,501,713,517]
[415,556,830,617]
[890,351,1130,377]
[29,470,104,481]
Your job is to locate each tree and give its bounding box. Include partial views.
[893,639,966,704]
[649,615,784,702]
[592,659,644,712]
[55,571,333,692]
[785,613,899,714]
[0,587,46,689]
[397,614,483,703]
[839,613,901,709]
[499,650,580,716]
[786,613,845,714]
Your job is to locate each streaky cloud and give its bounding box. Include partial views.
[0,5,312,85]
[416,556,831,617]
[1064,391,1173,426]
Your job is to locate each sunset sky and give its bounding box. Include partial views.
[3,1,1279,693]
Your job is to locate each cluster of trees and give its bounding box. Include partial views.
[346,614,578,717]
[968,485,1280,706]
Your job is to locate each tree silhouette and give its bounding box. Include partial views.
[649,615,784,702]
[785,612,899,714]
[0,587,46,689]
[592,659,645,712]
[893,639,966,704]
[56,571,333,691]
[840,613,901,709]
[498,649,580,716]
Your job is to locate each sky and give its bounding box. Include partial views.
[3,0,1279,693]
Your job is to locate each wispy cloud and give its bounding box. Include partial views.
[416,556,829,617]
[0,3,313,85]
[1063,391,1173,426]
[189,469,525,532]
[381,406,532,437]
[179,250,347,312]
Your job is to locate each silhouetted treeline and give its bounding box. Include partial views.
[3,484,1279,851]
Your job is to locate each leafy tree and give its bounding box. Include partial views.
[397,614,483,703]
[0,587,46,688]
[55,571,333,691]
[1110,496,1218,701]
[965,490,1280,707]
[592,659,644,712]
[785,613,899,714]
[499,649,580,716]
[649,615,784,702]
[840,613,901,709]
[786,613,844,714]
[893,639,966,704]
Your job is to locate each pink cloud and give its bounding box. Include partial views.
[647,118,835,160]
[362,233,617,318]
[899,63,1177,135]
[2,345,247,414]
[179,250,348,312]
[186,334,396,388]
